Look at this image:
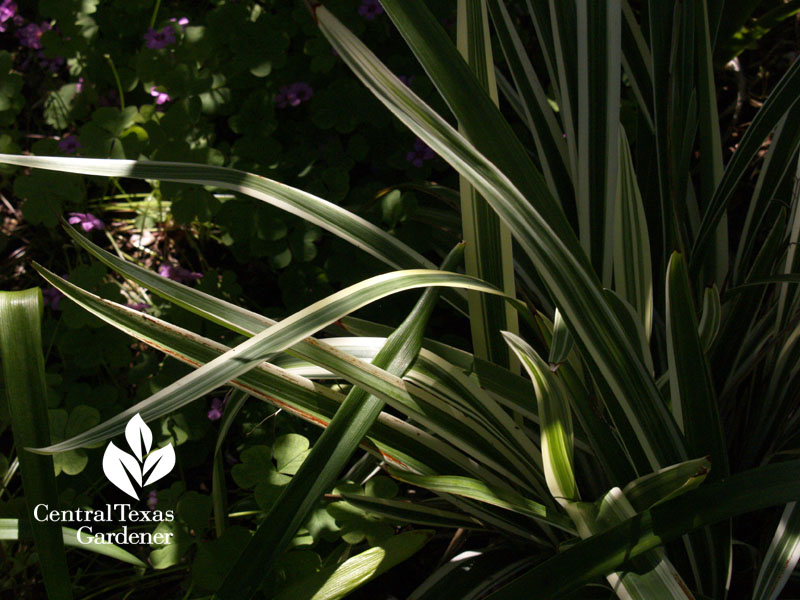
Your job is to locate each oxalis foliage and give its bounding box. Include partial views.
[2,0,800,599]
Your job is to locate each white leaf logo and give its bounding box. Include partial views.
[103,442,141,499]
[102,413,176,500]
[125,413,152,461]
[143,445,176,486]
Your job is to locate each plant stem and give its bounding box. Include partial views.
[149,0,162,29]
[103,54,126,110]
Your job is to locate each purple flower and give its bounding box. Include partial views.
[406,138,436,168]
[0,0,16,32]
[398,75,414,87]
[147,490,158,510]
[274,82,313,108]
[67,212,104,232]
[75,77,84,93]
[150,87,171,105]
[144,26,175,50]
[169,16,189,29]
[58,135,80,155]
[17,21,50,49]
[39,53,64,72]
[358,0,384,20]
[42,286,64,311]
[158,263,203,284]
[127,302,151,312]
[207,397,225,421]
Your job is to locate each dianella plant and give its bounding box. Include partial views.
[3,0,800,598]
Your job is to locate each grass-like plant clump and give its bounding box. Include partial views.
[2,0,800,598]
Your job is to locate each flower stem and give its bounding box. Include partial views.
[149,0,162,29]
[103,54,126,110]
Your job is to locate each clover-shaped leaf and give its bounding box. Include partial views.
[254,477,291,512]
[191,526,252,591]
[325,477,401,545]
[273,434,310,475]
[149,520,192,570]
[231,440,309,511]
[49,405,101,476]
[365,476,399,499]
[326,500,394,545]
[231,445,273,489]
[177,491,212,536]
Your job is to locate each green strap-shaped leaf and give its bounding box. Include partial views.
[377,0,584,265]
[484,460,800,599]
[666,252,731,596]
[547,309,574,366]
[33,265,484,481]
[409,546,537,600]
[315,4,686,472]
[620,0,654,130]
[665,252,728,476]
[35,261,538,496]
[0,519,145,567]
[503,332,577,505]
[713,211,786,402]
[622,457,711,512]
[385,467,575,534]
[614,125,653,339]
[273,530,434,600]
[775,153,800,333]
[69,223,538,435]
[523,0,559,97]
[37,269,554,543]
[732,104,800,284]
[602,289,654,376]
[212,390,249,537]
[0,290,72,600]
[339,317,538,420]
[456,0,518,369]
[0,153,466,313]
[532,312,636,486]
[486,0,573,207]
[758,314,800,470]
[753,502,800,600]
[667,2,698,259]
[213,247,462,599]
[338,494,483,530]
[577,488,694,599]
[507,332,692,599]
[697,285,721,352]
[694,0,728,285]
[34,268,517,455]
[692,56,800,273]
[60,228,540,488]
[408,350,548,496]
[575,0,622,284]
[726,274,800,293]
[547,0,579,193]
[647,0,682,261]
